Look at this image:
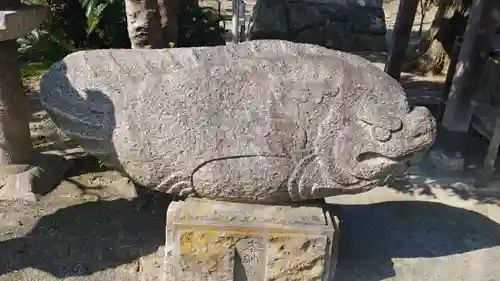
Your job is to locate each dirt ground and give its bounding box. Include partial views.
[3,2,500,281]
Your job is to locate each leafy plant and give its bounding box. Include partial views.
[82,0,110,35]
[19,0,129,77]
[18,2,73,77]
[18,29,71,77]
[79,0,129,48]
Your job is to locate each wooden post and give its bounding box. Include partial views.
[441,0,495,133]
[0,0,33,165]
[437,36,463,122]
[476,114,500,187]
[443,36,463,103]
[0,2,68,201]
[384,0,419,81]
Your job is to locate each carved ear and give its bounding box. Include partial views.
[313,110,360,186]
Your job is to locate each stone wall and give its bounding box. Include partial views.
[248,0,387,52]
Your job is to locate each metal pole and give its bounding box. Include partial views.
[231,0,240,43]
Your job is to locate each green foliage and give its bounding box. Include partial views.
[19,0,129,76]
[82,0,110,35]
[18,2,73,77]
[80,0,129,48]
[22,0,45,4]
[18,29,71,78]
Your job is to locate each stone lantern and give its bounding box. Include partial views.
[0,0,67,200]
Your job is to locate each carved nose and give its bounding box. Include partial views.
[405,106,437,139]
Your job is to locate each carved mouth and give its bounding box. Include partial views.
[356,152,401,165]
[356,146,427,164]
[354,151,417,182]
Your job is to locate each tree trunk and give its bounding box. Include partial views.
[124,0,165,48]
[402,0,472,76]
[157,0,179,44]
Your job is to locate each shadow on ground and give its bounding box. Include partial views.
[1,198,499,279]
[386,129,500,205]
[328,200,500,281]
[0,193,172,278]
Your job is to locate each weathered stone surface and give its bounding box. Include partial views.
[164,199,338,281]
[40,40,436,203]
[248,0,387,52]
[0,4,47,41]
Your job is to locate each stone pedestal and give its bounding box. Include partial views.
[248,0,387,52]
[0,2,67,201]
[164,199,339,281]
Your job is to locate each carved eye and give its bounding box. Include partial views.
[372,126,391,142]
[358,103,403,132]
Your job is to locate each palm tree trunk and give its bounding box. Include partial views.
[124,0,164,48]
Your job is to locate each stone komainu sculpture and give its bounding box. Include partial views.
[40,40,436,203]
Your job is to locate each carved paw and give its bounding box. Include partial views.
[169,181,195,197]
[155,171,195,197]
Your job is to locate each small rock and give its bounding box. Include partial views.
[0,171,39,202]
[109,177,138,200]
[73,263,89,275]
[429,148,465,171]
[249,0,387,52]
